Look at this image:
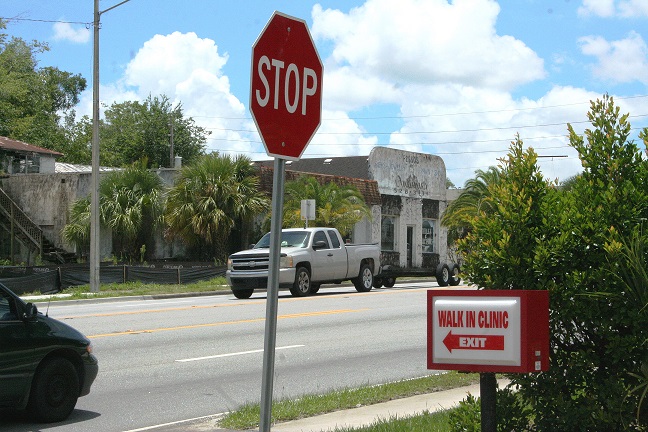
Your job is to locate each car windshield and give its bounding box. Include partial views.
[254,231,311,248]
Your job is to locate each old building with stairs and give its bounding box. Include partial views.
[1,137,80,264]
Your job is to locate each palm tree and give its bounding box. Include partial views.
[61,197,92,257]
[62,159,164,261]
[99,160,164,260]
[281,176,371,237]
[441,166,501,234]
[164,153,269,262]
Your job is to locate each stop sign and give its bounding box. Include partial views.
[250,11,323,160]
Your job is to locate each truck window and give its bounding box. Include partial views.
[255,231,310,248]
[313,231,330,249]
[327,230,341,248]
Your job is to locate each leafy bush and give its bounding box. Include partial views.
[454,96,648,431]
[449,388,531,432]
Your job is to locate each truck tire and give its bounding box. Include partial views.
[291,267,311,297]
[436,263,451,287]
[384,277,396,288]
[233,289,254,299]
[449,264,461,286]
[353,264,374,292]
[310,283,320,294]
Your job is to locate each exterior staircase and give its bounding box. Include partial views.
[0,187,76,264]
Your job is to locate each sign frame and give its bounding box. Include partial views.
[427,289,549,373]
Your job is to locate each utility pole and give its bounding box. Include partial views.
[90,0,131,293]
[169,116,174,168]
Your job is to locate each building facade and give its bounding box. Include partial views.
[257,147,452,270]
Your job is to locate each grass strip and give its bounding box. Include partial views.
[22,277,230,301]
[218,371,478,430]
[333,409,453,431]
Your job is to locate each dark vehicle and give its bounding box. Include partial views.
[0,282,98,422]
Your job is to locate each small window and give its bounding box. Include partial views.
[381,216,396,251]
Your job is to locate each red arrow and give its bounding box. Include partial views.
[442,331,505,353]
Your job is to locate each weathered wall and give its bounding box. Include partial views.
[1,169,183,261]
[368,147,446,200]
[1,173,92,251]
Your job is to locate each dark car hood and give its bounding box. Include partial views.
[35,313,91,346]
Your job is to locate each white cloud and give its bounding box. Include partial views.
[618,0,648,17]
[578,0,648,17]
[312,0,545,99]
[52,22,90,44]
[579,31,648,84]
[306,110,378,158]
[77,31,261,157]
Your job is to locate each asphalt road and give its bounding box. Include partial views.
[2,281,460,431]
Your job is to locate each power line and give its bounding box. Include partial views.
[0,16,91,26]
[191,94,648,122]
[201,114,648,137]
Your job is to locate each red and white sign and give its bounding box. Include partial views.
[250,11,323,160]
[428,290,549,373]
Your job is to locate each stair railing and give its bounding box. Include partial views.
[0,187,43,257]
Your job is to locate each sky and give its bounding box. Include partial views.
[2,0,648,186]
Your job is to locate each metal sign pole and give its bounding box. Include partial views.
[259,157,286,432]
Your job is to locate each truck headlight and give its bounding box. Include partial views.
[280,255,293,268]
[227,258,233,270]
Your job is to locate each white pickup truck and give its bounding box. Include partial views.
[226,227,382,299]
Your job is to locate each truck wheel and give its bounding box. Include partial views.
[353,264,373,292]
[233,289,254,299]
[436,263,451,287]
[310,283,320,294]
[449,264,461,286]
[28,357,80,423]
[372,278,383,289]
[291,267,311,297]
[384,277,396,288]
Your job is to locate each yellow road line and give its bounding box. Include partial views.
[88,308,369,339]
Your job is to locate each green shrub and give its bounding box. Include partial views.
[449,388,532,432]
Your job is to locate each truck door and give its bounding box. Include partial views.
[311,230,346,281]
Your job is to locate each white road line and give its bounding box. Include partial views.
[122,412,226,431]
[176,344,306,362]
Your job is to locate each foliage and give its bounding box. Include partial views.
[448,388,533,432]
[333,410,452,431]
[455,95,648,430]
[605,225,648,424]
[281,175,371,237]
[62,160,164,261]
[61,197,92,254]
[99,95,208,168]
[441,166,501,232]
[457,135,551,290]
[0,20,86,151]
[452,96,648,430]
[165,153,269,262]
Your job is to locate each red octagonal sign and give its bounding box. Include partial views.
[250,11,323,160]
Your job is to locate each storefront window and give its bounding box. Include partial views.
[381,216,396,251]
[422,219,434,253]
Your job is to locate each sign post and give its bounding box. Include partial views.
[250,11,322,432]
